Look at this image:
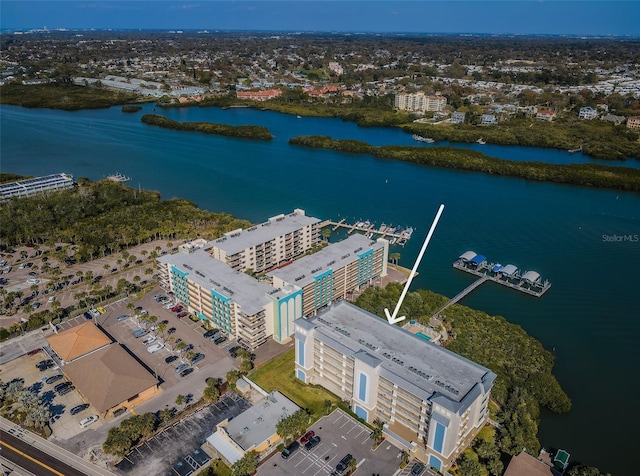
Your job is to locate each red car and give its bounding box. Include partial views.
[300,430,315,445]
[177,311,189,319]
[171,305,183,313]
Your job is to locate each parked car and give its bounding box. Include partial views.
[213,335,227,345]
[84,312,93,320]
[227,346,241,358]
[133,328,149,338]
[70,404,90,416]
[171,305,183,313]
[304,436,321,451]
[147,343,164,353]
[48,296,56,303]
[300,431,315,445]
[167,327,176,335]
[26,278,39,285]
[36,359,54,371]
[410,462,426,475]
[46,374,64,385]
[113,407,128,417]
[141,336,157,346]
[175,363,189,374]
[54,381,72,391]
[57,385,75,396]
[165,355,178,364]
[176,311,189,318]
[79,415,99,428]
[179,367,194,378]
[335,454,354,474]
[116,314,130,321]
[281,441,300,459]
[89,308,100,318]
[203,329,219,339]
[190,353,205,365]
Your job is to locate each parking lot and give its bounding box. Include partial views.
[114,393,250,476]
[258,408,402,476]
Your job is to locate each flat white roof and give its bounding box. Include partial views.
[206,209,320,255]
[268,234,384,287]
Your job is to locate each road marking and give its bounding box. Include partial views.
[0,439,65,476]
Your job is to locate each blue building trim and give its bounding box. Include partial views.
[354,405,368,421]
[313,269,333,310]
[276,288,302,341]
[433,422,446,454]
[296,369,306,383]
[210,289,232,333]
[358,372,368,403]
[357,248,375,286]
[297,339,305,367]
[170,266,190,306]
[429,455,442,471]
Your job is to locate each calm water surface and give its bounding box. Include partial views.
[2,104,639,475]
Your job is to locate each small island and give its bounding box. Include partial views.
[289,135,640,192]
[141,114,274,141]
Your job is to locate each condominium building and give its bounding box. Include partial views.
[294,302,496,472]
[157,249,303,349]
[578,107,599,120]
[268,234,388,317]
[206,209,321,274]
[0,173,74,201]
[394,92,447,113]
[627,116,640,130]
[236,89,282,101]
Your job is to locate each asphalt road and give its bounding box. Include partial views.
[0,429,87,476]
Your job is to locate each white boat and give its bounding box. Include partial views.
[476,138,486,145]
[413,134,435,143]
[105,172,131,182]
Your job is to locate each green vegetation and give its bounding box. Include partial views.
[401,118,640,161]
[289,135,640,191]
[121,105,143,113]
[0,173,31,184]
[355,284,570,472]
[141,114,274,140]
[230,451,258,476]
[198,91,416,127]
[102,412,158,457]
[248,348,341,417]
[0,84,138,110]
[0,379,51,437]
[198,460,232,476]
[276,409,312,444]
[0,177,251,253]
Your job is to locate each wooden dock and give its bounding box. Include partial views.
[327,220,413,242]
[431,259,551,318]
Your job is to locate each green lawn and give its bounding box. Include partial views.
[248,348,340,417]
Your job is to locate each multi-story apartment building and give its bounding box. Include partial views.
[206,209,321,274]
[627,116,640,129]
[394,92,447,113]
[157,249,303,349]
[268,234,388,317]
[578,106,599,120]
[0,173,74,201]
[294,302,496,473]
[236,89,282,101]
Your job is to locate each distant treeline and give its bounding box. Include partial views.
[141,114,274,140]
[289,135,640,192]
[401,119,640,162]
[0,84,139,110]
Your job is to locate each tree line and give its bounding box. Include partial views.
[289,135,640,191]
[141,114,274,140]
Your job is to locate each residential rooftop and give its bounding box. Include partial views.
[205,208,320,255]
[268,234,384,287]
[224,391,300,451]
[299,301,496,413]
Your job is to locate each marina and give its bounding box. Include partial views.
[326,219,414,245]
[412,134,435,143]
[104,172,131,182]
[432,251,551,318]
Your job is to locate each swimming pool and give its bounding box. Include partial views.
[415,331,431,342]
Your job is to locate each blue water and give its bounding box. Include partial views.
[2,104,639,475]
[416,332,432,342]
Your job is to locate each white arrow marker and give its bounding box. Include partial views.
[384,204,445,325]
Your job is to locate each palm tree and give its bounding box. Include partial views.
[389,252,401,265]
[175,394,186,411]
[321,228,331,242]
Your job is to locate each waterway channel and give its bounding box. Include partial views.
[1,103,639,475]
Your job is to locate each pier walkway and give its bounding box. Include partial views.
[327,221,412,242]
[431,276,489,318]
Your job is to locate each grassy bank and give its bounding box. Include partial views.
[141,114,274,140]
[0,83,139,110]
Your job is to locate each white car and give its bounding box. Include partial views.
[48,296,56,303]
[163,302,175,309]
[89,308,100,318]
[147,343,164,353]
[26,278,40,285]
[79,415,99,428]
[141,336,157,346]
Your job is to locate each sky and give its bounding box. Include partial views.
[1,1,639,36]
